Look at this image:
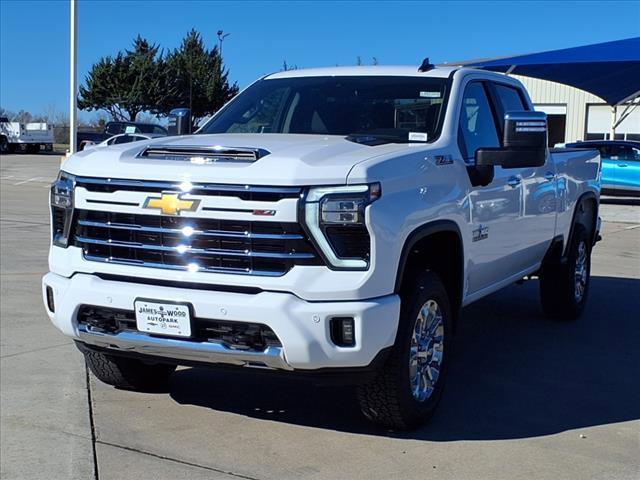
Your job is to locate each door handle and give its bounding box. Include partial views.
[617,163,628,167]
[507,176,521,188]
[544,171,555,181]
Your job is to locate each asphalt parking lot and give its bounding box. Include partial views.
[1,153,639,480]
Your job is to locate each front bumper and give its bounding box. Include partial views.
[43,272,400,371]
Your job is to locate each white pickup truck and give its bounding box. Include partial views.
[43,65,601,429]
[0,117,54,153]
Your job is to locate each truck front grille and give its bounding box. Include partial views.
[71,209,322,276]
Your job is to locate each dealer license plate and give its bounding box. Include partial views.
[134,300,191,338]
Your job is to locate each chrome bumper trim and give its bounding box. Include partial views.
[77,324,293,370]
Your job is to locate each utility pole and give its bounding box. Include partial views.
[69,0,77,154]
[217,30,230,58]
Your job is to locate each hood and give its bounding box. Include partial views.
[62,133,413,186]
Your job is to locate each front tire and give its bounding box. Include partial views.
[83,349,176,391]
[357,270,452,430]
[0,136,8,154]
[540,223,592,320]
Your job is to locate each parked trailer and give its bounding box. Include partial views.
[0,117,54,153]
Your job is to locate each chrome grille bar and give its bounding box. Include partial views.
[74,177,301,202]
[76,235,316,259]
[84,255,286,277]
[77,219,305,240]
[75,176,299,194]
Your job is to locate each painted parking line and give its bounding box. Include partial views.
[0,175,15,180]
[13,177,42,185]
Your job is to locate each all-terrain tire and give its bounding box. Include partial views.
[0,136,8,154]
[84,349,176,391]
[540,223,592,320]
[357,270,452,430]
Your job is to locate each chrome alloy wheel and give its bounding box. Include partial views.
[574,240,588,302]
[409,299,444,402]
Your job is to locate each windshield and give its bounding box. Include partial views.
[199,76,449,143]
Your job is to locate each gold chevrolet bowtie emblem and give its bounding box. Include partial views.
[143,193,200,215]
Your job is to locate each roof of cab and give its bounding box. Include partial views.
[265,65,460,80]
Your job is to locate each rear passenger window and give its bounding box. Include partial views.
[458,82,500,161]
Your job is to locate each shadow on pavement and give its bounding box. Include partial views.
[169,276,640,440]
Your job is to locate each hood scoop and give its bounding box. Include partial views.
[137,145,270,164]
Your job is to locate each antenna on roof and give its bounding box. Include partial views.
[418,58,435,72]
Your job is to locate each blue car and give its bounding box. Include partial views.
[566,140,640,196]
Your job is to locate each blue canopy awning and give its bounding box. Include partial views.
[461,37,640,106]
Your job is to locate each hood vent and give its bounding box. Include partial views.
[138,145,270,164]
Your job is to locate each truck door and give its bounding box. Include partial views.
[459,81,526,295]
[489,82,557,266]
[601,144,640,193]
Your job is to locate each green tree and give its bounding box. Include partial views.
[161,29,238,127]
[78,36,165,121]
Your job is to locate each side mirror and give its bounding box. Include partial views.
[476,111,547,169]
[503,111,548,149]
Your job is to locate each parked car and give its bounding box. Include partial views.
[82,132,166,150]
[44,65,601,430]
[0,117,54,153]
[77,121,168,151]
[565,140,640,196]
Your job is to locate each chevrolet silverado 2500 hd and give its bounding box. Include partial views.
[43,65,601,429]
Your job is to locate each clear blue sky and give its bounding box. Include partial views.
[1,0,639,121]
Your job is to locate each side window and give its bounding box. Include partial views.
[458,82,500,162]
[105,123,121,135]
[153,126,166,135]
[494,84,527,113]
[113,135,134,145]
[616,146,640,161]
[596,146,612,159]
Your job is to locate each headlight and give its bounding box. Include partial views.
[304,183,381,269]
[50,171,75,247]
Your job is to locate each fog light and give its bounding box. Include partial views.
[330,317,355,347]
[46,286,55,313]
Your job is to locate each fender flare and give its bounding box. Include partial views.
[563,191,599,260]
[394,219,464,297]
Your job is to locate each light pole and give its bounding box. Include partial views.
[69,0,77,154]
[217,30,230,58]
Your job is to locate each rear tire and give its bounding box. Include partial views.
[539,223,591,320]
[357,270,452,430]
[83,349,176,391]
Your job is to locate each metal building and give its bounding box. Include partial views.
[515,75,640,146]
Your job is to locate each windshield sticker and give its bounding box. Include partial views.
[409,132,428,142]
[124,126,136,134]
[420,91,441,98]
